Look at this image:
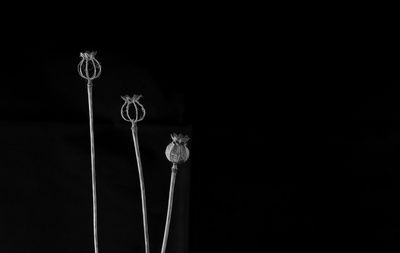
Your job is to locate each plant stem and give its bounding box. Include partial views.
[87,83,99,253]
[131,124,151,253]
[161,164,178,253]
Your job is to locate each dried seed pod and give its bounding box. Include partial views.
[78,51,102,84]
[165,133,190,165]
[120,94,146,124]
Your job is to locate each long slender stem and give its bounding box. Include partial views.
[161,164,178,253]
[87,84,99,253]
[131,124,151,253]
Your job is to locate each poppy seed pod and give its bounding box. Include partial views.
[120,94,146,124]
[78,51,102,84]
[165,133,190,165]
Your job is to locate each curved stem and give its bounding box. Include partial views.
[131,124,151,253]
[161,164,177,253]
[87,84,99,253]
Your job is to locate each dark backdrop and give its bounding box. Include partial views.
[1,14,399,253]
[0,25,264,252]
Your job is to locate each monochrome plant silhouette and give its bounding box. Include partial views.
[78,51,102,253]
[120,94,150,253]
[78,51,190,253]
[162,134,190,253]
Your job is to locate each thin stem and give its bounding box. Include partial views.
[131,124,151,253]
[87,83,99,253]
[161,164,178,253]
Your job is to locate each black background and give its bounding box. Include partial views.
[0,11,399,252]
[0,17,265,252]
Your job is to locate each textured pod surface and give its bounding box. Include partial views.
[165,133,190,164]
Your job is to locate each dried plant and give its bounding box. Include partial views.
[120,94,150,253]
[162,133,190,253]
[78,51,102,253]
[77,51,189,253]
